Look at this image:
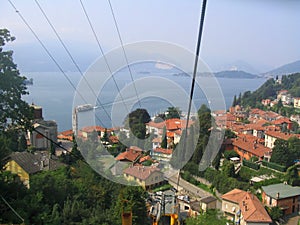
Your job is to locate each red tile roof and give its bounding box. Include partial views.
[124,166,161,181]
[233,135,271,158]
[265,130,299,141]
[222,189,272,223]
[81,126,106,133]
[115,146,143,162]
[154,148,173,155]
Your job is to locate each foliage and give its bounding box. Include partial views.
[239,73,300,108]
[270,137,300,168]
[267,206,283,222]
[0,29,33,131]
[0,160,136,224]
[114,186,149,225]
[161,126,167,149]
[222,160,236,178]
[223,150,239,160]
[262,160,286,172]
[185,209,229,225]
[165,106,181,119]
[151,183,173,193]
[224,129,236,138]
[243,159,260,170]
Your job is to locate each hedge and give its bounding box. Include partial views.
[262,160,286,172]
[243,159,260,170]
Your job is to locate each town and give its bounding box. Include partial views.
[3,73,300,224]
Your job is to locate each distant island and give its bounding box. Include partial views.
[173,70,259,79]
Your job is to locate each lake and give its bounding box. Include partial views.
[23,71,266,131]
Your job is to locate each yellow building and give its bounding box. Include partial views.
[123,166,164,190]
[4,151,64,188]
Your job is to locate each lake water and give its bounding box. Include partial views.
[23,71,266,131]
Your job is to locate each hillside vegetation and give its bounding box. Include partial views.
[239,73,300,108]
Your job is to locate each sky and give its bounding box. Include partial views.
[1,0,300,73]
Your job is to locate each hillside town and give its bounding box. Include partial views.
[4,83,300,224]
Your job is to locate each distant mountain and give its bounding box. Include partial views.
[264,60,300,77]
[214,70,259,79]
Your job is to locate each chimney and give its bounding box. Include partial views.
[276,192,280,199]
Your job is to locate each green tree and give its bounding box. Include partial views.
[161,126,167,149]
[0,29,33,132]
[17,133,27,151]
[165,106,181,119]
[222,160,235,178]
[270,139,290,166]
[114,186,148,225]
[186,209,228,225]
[268,206,283,222]
[232,95,237,107]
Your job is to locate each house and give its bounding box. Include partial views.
[261,99,271,106]
[262,183,300,216]
[272,117,293,130]
[4,151,64,188]
[28,104,58,150]
[80,125,107,139]
[294,97,300,109]
[115,146,144,163]
[151,147,173,162]
[29,120,58,150]
[222,189,272,225]
[264,129,299,149]
[123,165,164,190]
[199,196,217,212]
[233,134,271,161]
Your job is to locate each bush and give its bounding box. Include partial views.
[262,160,286,172]
[243,159,260,170]
[224,150,239,160]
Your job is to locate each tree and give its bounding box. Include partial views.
[232,95,237,107]
[0,29,33,132]
[161,126,167,149]
[114,186,148,225]
[222,160,235,178]
[186,210,228,225]
[268,206,283,222]
[270,139,289,166]
[165,107,181,119]
[17,133,27,151]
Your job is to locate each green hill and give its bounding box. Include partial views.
[237,73,300,108]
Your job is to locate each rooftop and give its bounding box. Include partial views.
[124,166,161,181]
[222,189,272,223]
[6,151,64,174]
[262,183,300,199]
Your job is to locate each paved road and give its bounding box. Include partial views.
[167,174,222,209]
[168,174,210,198]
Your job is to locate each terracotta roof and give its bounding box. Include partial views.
[115,146,143,162]
[139,155,151,163]
[81,126,106,133]
[109,135,119,143]
[265,130,299,141]
[222,189,272,223]
[124,166,161,180]
[147,118,194,131]
[233,135,271,158]
[273,117,292,125]
[154,148,173,155]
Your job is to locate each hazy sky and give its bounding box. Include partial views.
[1,0,300,73]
